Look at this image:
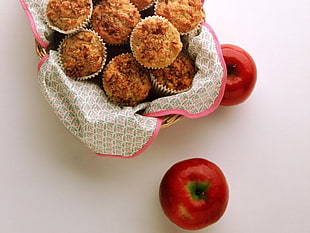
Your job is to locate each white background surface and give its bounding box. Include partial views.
[1,0,309,232]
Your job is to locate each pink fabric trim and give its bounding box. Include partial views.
[144,22,227,119]
[20,0,225,158]
[37,52,162,159]
[95,117,163,158]
[20,0,49,49]
[37,54,49,71]
[201,22,227,108]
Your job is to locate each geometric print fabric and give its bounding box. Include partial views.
[22,0,225,157]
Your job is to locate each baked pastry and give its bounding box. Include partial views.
[130,16,182,69]
[130,0,154,11]
[45,0,92,34]
[155,0,203,34]
[59,30,106,80]
[150,55,195,96]
[91,0,140,45]
[103,53,152,106]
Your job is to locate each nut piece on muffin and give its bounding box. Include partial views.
[103,53,152,106]
[155,0,203,34]
[46,0,92,33]
[130,16,182,69]
[130,0,154,11]
[151,54,196,96]
[59,30,106,80]
[91,0,141,45]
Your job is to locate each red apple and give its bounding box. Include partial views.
[220,44,257,106]
[159,158,229,230]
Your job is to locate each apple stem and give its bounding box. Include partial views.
[227,63,238,77]
[188,182,209,201]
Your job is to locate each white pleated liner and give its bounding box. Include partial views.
[129,15,182,69]
[44,0,93,35]
[57,29,107,81]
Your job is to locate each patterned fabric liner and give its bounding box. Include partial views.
[20,0,227,158]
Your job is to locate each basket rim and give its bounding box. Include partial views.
[34,40,183,128]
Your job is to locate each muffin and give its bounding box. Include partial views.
[130,0,154,11]
[45,0,92,34]
[103,53,152,106]
[155,0,203,34]
[150,55,195,96]
[59,30,106,80]
[130,16,182,69]
[91,0,141,45]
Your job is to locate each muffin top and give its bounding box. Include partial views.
[91,0,140,45]
[130,16,182,69]
[103,53,151,106]
[130,0,154,11]
[155,0,202,34]
[46,0,92,33]
[151,55,195,90]
[60,30,106,79]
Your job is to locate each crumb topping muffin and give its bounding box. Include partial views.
[60,30,106,79]
[46,0,92,33]
[130,0,154,11]
[103,53,151,106]
[130,16,182,69]
[155,0,203,34]
[91,0,141,45]
[151,55,195,95]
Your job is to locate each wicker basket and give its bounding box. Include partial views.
[35,40,183,128]
[33,7,207,129]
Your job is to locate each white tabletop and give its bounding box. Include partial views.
[1,0,309,232]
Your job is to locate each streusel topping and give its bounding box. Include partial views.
[46,0,92,32]
[91,0,140,45]
[130,16,182,68]
[155,0,202,34]
[103,54,151,106]
[60,31,106,79]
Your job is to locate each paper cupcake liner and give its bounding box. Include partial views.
[130,15,182,69]
[184,24,203,38]
[149,53,196,97]
[102,53,152,106]
[90,1,141,46]
[150,73,192,97]
[57,29,107,81]
[154,0,203,35]
[44,0,93,35]
[180,23,202,36]
[89,22,133,47]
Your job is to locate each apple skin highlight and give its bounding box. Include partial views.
[220,44,257,106]
[159,158,229,230]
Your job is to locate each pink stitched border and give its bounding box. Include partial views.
[37,54,49,70]
[21,0,226,158]
[96,117,162,158]
[34,23,226,159]
[105,22,227,158]
[37,52,162,159]
[144,22,227,119]
[37,53,161,158]
[20,0,49,48]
